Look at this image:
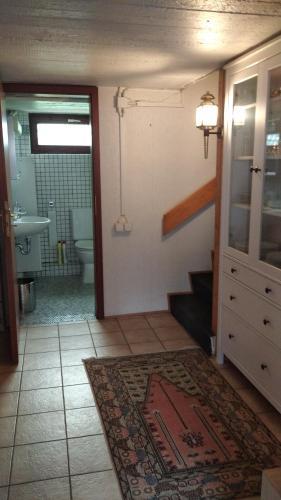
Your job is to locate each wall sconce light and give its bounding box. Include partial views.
[196,91,223,159]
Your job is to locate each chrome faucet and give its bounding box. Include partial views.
[13,201,26,220]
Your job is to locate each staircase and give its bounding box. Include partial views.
[169,271,213,355]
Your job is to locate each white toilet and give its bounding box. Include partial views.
[71,208,94,284]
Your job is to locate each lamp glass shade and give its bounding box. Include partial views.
[233,105,246,126]
[196,102,218,129]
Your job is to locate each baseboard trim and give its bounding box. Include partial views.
[105,309,169,320]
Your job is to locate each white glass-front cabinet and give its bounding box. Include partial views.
[218,41,281,413]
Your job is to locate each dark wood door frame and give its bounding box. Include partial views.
[3,83,104,319]
[0,83,19,362]
[211,69,225,336]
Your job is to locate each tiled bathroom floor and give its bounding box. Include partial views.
[0,312,280,499]
[21,276,96,325]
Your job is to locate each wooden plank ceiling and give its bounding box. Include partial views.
[0,0,280,88]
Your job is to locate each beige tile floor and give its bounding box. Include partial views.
[0,312,279,499]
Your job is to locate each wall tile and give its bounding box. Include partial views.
[15,112,92,277]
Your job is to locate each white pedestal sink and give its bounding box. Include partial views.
[12,216,50,237]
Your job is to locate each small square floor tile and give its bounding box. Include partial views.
[11,440,68,484]
[59,322,90,337]
[18,387,64,415]
[88,319,121,334]
[63,384,95,410]
[62,366,88,386]
[0,392,19,417]
[27,325,58,339]
[66,407,103,438]
[60,335,93,351]
[130,341,164,354]
[91,331,126,348]
[61,348,96,367]
[95,345,131,358]
[21,367,62,390]
[0,447,12,487]
[9,477,71,500]
[16,410,66,445]
[68,434,112,475]
[154,326,188,341]
[0,416,16,447]
[23,351,61,371]
[123,328,157,344]
[0,487,8,500]
[118,316,150,332]
[71,470,122,500]
[0,372,21,393]
[25,338,59,354]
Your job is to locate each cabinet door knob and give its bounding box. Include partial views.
[231,267,237,274]
[228,333,234,339]
[250,166,261,173]
[265,287,272,294]
[229,295,236,301]
[263,318,270,326]
[261,363,267,370]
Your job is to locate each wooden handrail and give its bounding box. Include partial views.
[162,177,216,235]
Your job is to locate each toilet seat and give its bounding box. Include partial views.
[75,239,93,251]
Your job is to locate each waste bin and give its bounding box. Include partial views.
[18,278,36,313]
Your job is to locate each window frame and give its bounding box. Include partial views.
[29,113,91,154]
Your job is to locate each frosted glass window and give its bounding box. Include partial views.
[29,113,91,154]
[37,123,91,147]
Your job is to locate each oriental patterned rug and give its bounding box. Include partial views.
[84,349,281,499]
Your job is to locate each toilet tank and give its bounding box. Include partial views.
[71,208,93,240]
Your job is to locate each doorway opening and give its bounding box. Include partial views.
[4,87,103,326]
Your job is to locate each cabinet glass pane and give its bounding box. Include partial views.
[228,77,257,254]
[260,67,281,269]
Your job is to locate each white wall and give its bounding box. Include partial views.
[99,72,219,316]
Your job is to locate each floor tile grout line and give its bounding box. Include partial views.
[7,431,104,450]
[8,473,70,490]
[58,332,73,500]
[0,403,96,420]
[3,342,195,377]
[7,332,27,498]
[152,328,167,350]
[8,467,114,490]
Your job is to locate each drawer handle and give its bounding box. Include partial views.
[250,166,261,173]
[263,318,271,326]
[228,334,234,339]
[261,363,268,370]
[265,287,272,294]
[229,295,236,301]
[231,267,237,274]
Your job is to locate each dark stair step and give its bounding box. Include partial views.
[170,294,212,355]
[191,271,213,305]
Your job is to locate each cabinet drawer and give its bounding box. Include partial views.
[222,276,281,349]
[221,307,281,410]
[223,256,281,308]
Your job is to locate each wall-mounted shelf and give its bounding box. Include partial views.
[232,203,281,218]
[234,155,254,161]
[232,202,250,210]
[263,207,281,218]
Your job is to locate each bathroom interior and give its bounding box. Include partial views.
[5,94,96,325]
